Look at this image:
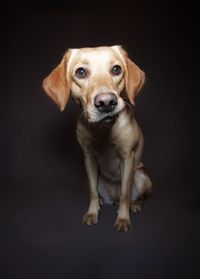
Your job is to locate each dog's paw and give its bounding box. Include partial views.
[82,212,98,226]
[130,200,143,213]
[114,217,131,232]
[131,204,141,213]
[130,203,142,213]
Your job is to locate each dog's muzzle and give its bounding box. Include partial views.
[94,93,118,124]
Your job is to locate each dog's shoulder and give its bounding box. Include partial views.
[112,109,140,152]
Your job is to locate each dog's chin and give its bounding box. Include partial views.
[93,112,118,126]
[86,113,117,125]
[100,115,116,124]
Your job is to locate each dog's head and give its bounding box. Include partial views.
[43,46,145,123]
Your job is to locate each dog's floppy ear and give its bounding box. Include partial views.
[43,50,71,111]
[118,47,145,105]
[125,57,145,105]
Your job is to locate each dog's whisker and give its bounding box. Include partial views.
[124,101,134,112]
[79,108,88,120]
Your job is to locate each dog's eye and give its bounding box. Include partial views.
[111,65,122,76]
[75,67,87,78]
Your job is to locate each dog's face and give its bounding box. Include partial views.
[43,46,145,123]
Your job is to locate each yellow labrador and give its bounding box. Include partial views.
[43,46,152,232]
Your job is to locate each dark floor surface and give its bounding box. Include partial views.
[1,1,200,278]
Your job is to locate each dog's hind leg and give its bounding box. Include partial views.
[131,166,152,213]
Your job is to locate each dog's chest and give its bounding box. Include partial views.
[92,142,121,182]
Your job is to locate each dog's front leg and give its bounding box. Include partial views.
[114,151,135,232]
[82,151,100,226]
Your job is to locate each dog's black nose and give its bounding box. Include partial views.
[94,93,118,113]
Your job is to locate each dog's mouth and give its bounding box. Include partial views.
[101,115,116,124]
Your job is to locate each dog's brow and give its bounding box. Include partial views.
[109,59,121,65]
[78,59,89,65]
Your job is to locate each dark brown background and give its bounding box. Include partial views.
[1,0,199,278]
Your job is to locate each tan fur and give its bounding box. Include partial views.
[43,46,152,232]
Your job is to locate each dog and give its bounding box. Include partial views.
[43,45,152,232]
